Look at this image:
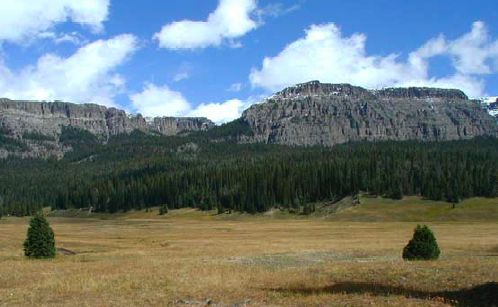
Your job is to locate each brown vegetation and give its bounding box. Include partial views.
[0,197,497,306]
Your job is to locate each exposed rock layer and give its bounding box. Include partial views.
[241,81,497,146]
[1,81,497,158]
[0,99,214,158]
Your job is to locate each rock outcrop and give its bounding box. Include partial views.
[2,81,497,158]
[0,99,214,158]
[241,81,497,146]
[149,117,214,136]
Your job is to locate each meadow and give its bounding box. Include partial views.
[0,196,497,306]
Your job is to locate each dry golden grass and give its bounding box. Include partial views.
[0,198,497,306]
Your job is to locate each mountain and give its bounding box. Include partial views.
[1,86,498,215]
[1,81,497,158]
[241,81,498,146]
[0,99,214,158]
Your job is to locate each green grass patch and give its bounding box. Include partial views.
[325,195,498,222]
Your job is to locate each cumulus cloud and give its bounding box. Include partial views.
[154,0,258,50]
[130,84,191,117]
[130,83,253,124]
[420,21,498,75]
[250,22,498,97]
[189,99,248,123]
[0,0,109,43]
[0,34,137,107]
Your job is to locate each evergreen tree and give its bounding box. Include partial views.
[389,182,403,200]
[0,195,3,219]
[24,213,56,259]
[402,225,440,260]
[1,137,497,216]
[302,203,310,215]
[159,204,169,215]
[217,202,225,215]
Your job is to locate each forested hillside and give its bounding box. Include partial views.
[0,127,496,216]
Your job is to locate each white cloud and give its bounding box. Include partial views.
[37,31,87,45]
[130,84,191,117]
[256,3,300,19]
[173,72,190,82]
[250,22,498,97]
[228,82,243,92]
[172,63,193,82]
[0,34,137,107]
[0,0,109,43]
[188,99,248,124]
[130,83,254,124]
[154,0,258,50]
[427,21,497,75]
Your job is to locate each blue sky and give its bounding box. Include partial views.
[0,0,497,123]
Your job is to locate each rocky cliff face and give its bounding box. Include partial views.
[241,81,498,146]
[2,81,497,158]
[149,117,215,136]
[0,99,214,158]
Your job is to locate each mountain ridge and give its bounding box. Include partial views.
[240,81,497,146]
[1,81,498,158]
[270,81,469,100]
[0,98,214,158]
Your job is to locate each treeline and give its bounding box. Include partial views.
[0,134,497,216]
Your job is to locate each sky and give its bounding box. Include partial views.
[0,0,497,124]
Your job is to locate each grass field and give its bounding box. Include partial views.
[0,197,497,306]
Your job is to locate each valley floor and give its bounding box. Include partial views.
[0,197,497,306]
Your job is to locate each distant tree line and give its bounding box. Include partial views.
[0,132,497,216]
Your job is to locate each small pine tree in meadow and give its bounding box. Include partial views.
[159,204,169,215]
[217,203,225,215]
[24,213,56,259]
[302,203,312,215]
[389,183,403,200]
[402,225,440,261]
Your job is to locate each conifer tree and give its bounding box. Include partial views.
[402,225,440,260]
[303,204,309,215]
[159,204,169,215]
[24,213,56,259]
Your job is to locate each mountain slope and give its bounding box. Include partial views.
[0,99,214,158]
[1,81,498,158]
[241,81,497,146]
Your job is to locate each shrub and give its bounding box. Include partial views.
[24,213,56,259]
[403,225,440,260]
